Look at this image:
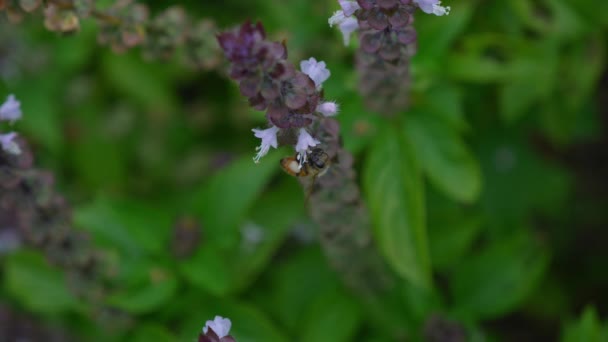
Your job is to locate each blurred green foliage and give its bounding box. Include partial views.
[1,0,608,341]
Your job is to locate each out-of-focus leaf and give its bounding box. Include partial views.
[405,110,482,203]
[429,214,483,270]
[190,151,281,246]
[70,128,128,190]
[232,179,305,291]
[300,287,362,342]
[13,79,62,153]
[363,124,430,289]
[179,245,232,296]
[565,0,608,27]
[451,232,550,320]
[73,196,173,256]
[4,251,79,314]
[101,51,177,112]
[420,83,468,133]
[544,0,587,39]
[499,39,558,123]
[446,53,508,83]
[254,247,342,333]
[414,0,475,69]
[561,307,606,342]
[130,324,176,342]
[107,268,178,314]
[476,131,570,227]
[181,179,305,296]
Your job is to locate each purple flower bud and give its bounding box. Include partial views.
[0,132,20,155]
[0,94,21,123]
[317,101,339,116]
[217,21,265,63]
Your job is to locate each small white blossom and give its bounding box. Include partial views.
[338,0,360,16]
[295,128,320,163]
[252,125,279,163]
[0,94,21,123]
[203,316,232,338]
[0,132,20,155]
[414,0,451,16]
[316,101,339,117]
[300,57,330,89]
[329,11,359,46]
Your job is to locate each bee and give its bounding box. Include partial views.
[281,147,331,199]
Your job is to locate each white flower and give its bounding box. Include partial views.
[329,11,359,46]
[203,316,232,338]
[0,132,20,155]
[252,125,279,163]
[0,94,21,123]
[339,0,360,16]
[414,0,451,16]
[316,101,339,117]
[300,57,330,89]
[295,128,320,163]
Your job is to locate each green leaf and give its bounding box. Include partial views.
[429,214,484,271]
[107,268,178,314]
[179,245,233,296]
[414,0,475,67]
[255,247,342,333]
[130,324,176,342]
[73,196,173,256]
[101,51,177,112]
[363,124,430,289]
[300,287,362,342]
[421,83,468,133]
[232,179,305,291]
[562,307,607,342]
[405,110,482,203]
[451,232,549,320]
[3,251,79,314]
[477,131,571,226]
[446,53,508,83]
[190,151,281,246]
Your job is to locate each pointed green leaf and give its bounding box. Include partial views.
[405,110,482,203]
[363,124,430,289]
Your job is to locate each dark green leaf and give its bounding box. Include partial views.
[190,151,281,246]
[300,287,362,342]
[405,110,482,202]
[107,268,178,314]
[363,124,430,289]
[451,232,549,320]
[73,196,173,256]
[561,307,606,342]
[4,251,79,314]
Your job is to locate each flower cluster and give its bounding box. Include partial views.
[217,22,338,164]
[199,316,236,342]
[0,0,221,70]
[0,101,107,303]
[217,21,403,329]
[329,0,450,114]
[0,94,22,155]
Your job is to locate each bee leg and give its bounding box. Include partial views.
[305,174,318,203]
